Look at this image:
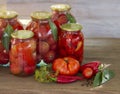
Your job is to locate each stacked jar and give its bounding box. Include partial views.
[26,11,58,63]
[51,4,84,63]
[0,10,23,65]
[10,30,36,76]
[58,23,84,64]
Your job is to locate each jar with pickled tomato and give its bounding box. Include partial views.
[0,10,24,32]
[10,30,36,76]
[58,23,84,64]
[50,4,76,34]
[26,11,57,63]
[0,11,24,65]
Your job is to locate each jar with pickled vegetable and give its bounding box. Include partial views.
[26,11,58,63]
[58,23,84,64]
[50,4,76,34]
[10,30,36,76]
[0,10,24,65]
[0,10,24,32]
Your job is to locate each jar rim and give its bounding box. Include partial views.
[50,4,71,11]
[11,30,34,39]
[0,10,18,19]
[60,23,83,32]
[31,11,52,20]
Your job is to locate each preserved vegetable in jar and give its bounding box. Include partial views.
[0,41,9,64]
[26,11,58,63]
[0,11,24,32]
[10,30,36,76]
[50,4,76,34]
[0,11,24,65]
[58,23,84,64]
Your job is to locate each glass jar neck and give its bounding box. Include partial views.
[32,18,49,24]
[62,30,81,34]
[1,16,17,23]
[53,10,70,15]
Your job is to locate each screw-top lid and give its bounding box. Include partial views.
[11,30,34,39]
[51,4,71,11]
[60,23,83,32]
[0,10,18,19]
[31,11,52,20]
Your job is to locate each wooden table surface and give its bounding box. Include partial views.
[0,38,120,94]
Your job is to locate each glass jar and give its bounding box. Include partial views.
[0,10,24,32]
[10,30,36,76]
[0,10,24,65]
[58,23,84,64]
[50,4,75,34]
[26,11,57,63]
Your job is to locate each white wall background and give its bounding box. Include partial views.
[6,0,120,38]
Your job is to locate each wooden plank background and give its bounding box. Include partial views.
[6,0,120,38]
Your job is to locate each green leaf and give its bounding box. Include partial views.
[1,24,14,51]
[5,24,14,35]
[35,70,40,80]
[101,69,115,84]
[66,13,76,23]
[2,33,9,51]
[93,69,115,87]
[93,72,102,87]
[49,20,58,41]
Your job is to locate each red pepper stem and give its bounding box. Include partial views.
[98,63,105,71]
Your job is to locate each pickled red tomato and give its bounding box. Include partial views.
[9,21,24,30]
[57,14,68,25]
[59,33,83,57]
[53,14,68,28]
[0,18,23,31]
[24,65,36,75]
[39,41,50,55]
[47,35,56,45]
[44,50,56,63]
[0,52,9,64]
[0,42,9,64]
[26,21,50,39]
[10,62,23,75]
[0,19,7,39]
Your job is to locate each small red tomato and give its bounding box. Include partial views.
[10,63,22,75]
[52,57,80,75]
[39,41,50,55]
[57,14,68,25]
[82,67,93,79]
[24,66,36,75]
[44,50,56,63]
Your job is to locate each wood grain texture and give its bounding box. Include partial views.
[6,0,120,38]
[0,38,120,94]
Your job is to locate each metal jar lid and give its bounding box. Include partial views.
[11,30,34,39]
[0,10,18,19]
[50,4,71,11]
[31,11,52,20]
[60,23,83,32]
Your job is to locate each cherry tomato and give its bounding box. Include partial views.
[52,57,80,75]
[57,14,68,25]
[82,67,93,79]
